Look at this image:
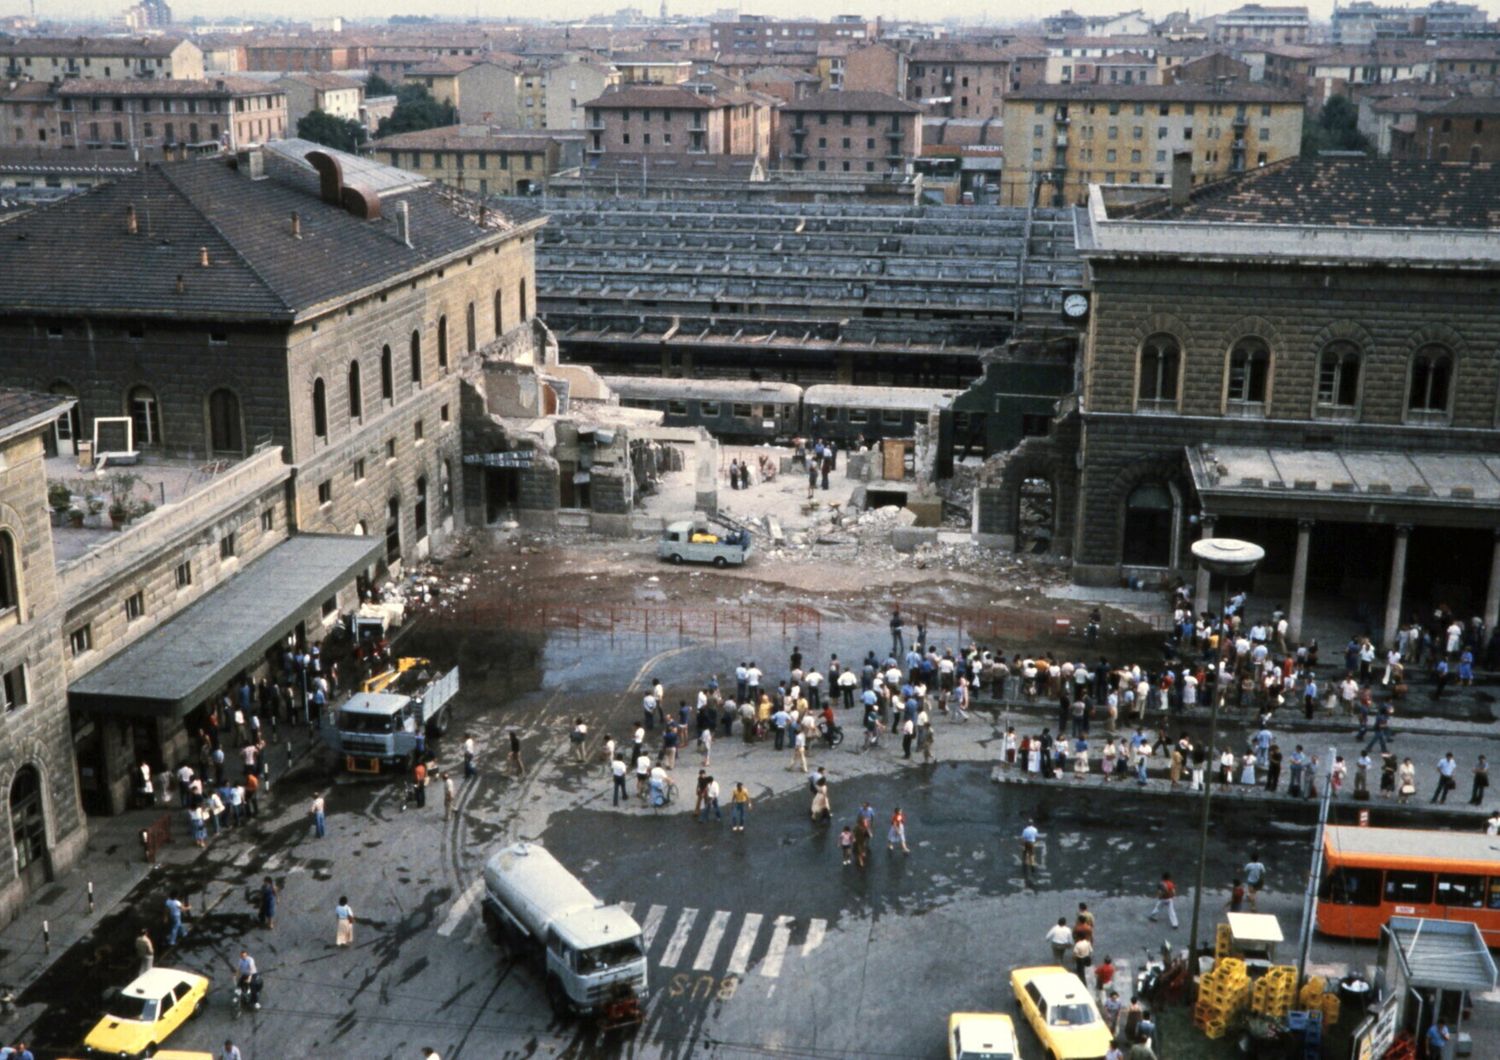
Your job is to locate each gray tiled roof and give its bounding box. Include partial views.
[0,148,536,322]
[68,534,382,716]
[0,386,71,443]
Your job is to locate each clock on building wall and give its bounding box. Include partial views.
[1061,291,1090,322]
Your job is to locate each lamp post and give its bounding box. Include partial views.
[1186,537,1264,968]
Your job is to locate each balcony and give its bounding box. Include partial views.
[1053,110,1070,124]
[788,150,808,160]
[791,126,808,137]
[885,151,906,162]
[1055,133,1069,148]
[1231,139,1247,150]
[885,128,905,140]
[1231,114,1249,128]
[584,118,606,131]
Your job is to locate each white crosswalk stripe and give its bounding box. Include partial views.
[640,904,667,949]
[437,878,485,938]
[659,907,699,968]
[693,910,731,971]
[760,915,793,978]
[802,918,826,957]
[727,912,763,976]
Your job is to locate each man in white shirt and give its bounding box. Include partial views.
[611,755,628,806]
[1045,917,1074,963]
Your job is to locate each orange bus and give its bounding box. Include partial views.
[1317,826,1500,946]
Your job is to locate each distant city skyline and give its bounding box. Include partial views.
[22,0,1398,30]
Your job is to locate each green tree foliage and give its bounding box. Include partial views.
[377,83,458,138]
[364,73,397,98]
[1301,95,1372,157]
[296,110,368,153]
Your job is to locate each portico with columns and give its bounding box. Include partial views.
[1186,445,1500,649]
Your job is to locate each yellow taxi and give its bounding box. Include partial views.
[948,1011,1022,1059]
[1008,966,1112,1060]
[82,966,210,1058]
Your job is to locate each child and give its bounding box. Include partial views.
[839,826,854,866]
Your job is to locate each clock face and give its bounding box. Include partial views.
[1063,292,1090,318]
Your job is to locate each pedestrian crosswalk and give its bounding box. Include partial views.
[617,902,827,981]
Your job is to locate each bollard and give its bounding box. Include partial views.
[88,880,95,915]
[141,828,150,864]
[43,919,50,953]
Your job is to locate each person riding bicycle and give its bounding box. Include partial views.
[648,765,673,808]
[235,949,262,1010]
[1020,820,1040,868]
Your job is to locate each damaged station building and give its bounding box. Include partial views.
[981,156,1500,647]
[0,141,655,918]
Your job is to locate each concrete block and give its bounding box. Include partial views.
[891,526,938,553]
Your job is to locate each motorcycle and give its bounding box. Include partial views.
[819,720,845,748]
[232,974,263,1018]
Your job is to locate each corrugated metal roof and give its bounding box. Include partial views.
[1386,917,1498,992]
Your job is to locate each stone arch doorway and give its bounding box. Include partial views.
[1122,482,1179,568]
[10,764,50,897]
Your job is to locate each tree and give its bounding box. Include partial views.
[1301,94,1372,157]
[297,110,368,153]
[377,84,457,138]
[365,73,396,98]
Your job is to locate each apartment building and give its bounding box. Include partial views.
[905,42,1043,120]
[0,36,204,83]
[1,80,59,147]
[776,89,922,175]
[841,42,907,98]
[999,83,1303,206]
[371,126,575,194]
[1207,4,1311,44]
[242,37,368,73]
[610,54,693,85]
[584,84,771,161]
[709,15,875,53]
[274,71,363,128]
[1332,1,1488,44]
[1390,95,1500,161]
[55,78,287,151]
[403,59,521,126]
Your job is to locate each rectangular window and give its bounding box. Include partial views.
[175,560,192,589]
[699,401,721,416]
[258,508,271,532]
[847,408,868,424]
[881,408,904,426]
[414,419,425,442]
[1,664,26,712]
[125,590,145,622]
[1321,867,1381,906]
[386,438,397,462]
[322,596,338,618]
[353,457,366,481]
[220,532,236,560]
[69,624,93,656]
[667,400,689,415]
[1435,873,1486,908]
[318,480,333,506]
[1259,127,1270,141]
[732,403,753,418]
[440,403,451,423]
[1384,870,1434,904]
[209,331,227,344]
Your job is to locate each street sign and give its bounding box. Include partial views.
[463,451,535,468]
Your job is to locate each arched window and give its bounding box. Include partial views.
[464,302,475,356]
[493,289,503,337]
[207,388,243,455]
[10,766,46,882]
[128,385,162,446]
[0,529,20,617]
[1123,482,1175,567]
[415,474,429,538]
[312,378,328,440]
[380,344,394,402]
[348,360,363,421]
[1316,341,1361,416]
[1226,337,1270,410]
[385,496,401,564]
[1137,333,1180,409]
[414,327,427,385]
[1408,344,1454,421]
[519,279,528,322]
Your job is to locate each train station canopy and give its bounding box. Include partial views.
[1186,445,1500,528]
[69,534,381,719]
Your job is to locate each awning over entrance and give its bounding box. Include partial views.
[68,534,381,719]
[1383,917,1497,993]
[1186,445,1500,527]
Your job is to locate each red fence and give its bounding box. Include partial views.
[429,600,824,644]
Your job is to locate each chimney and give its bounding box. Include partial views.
[395,199,411,247]
[199,246,210,267]
[126,203,138,235]
[175,273,185,294]
[290,211,302,238]
[234,146,265,180]
[1170,150,1192,208]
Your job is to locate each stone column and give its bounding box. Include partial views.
[1484,529,1500,635]
[1288,519,1313,645]
[1383,525,1412,651]
[1193,515,1216,613]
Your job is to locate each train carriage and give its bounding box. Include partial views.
[602,376,803,444]
[804,384,961,446]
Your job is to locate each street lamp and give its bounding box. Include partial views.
[1185,537,1264,969]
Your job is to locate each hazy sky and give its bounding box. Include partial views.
[37,0,1340,30]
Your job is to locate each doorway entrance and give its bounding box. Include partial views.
[9,765,50,897]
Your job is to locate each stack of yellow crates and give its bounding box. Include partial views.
[1251,965,1299,1018]
[1320,991,1341,1024]
[1299,975,1325,1011]
[1194,957,1252,1039]
[1215,923,1233,960]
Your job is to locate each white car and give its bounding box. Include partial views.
[949,1011,1021,1060]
